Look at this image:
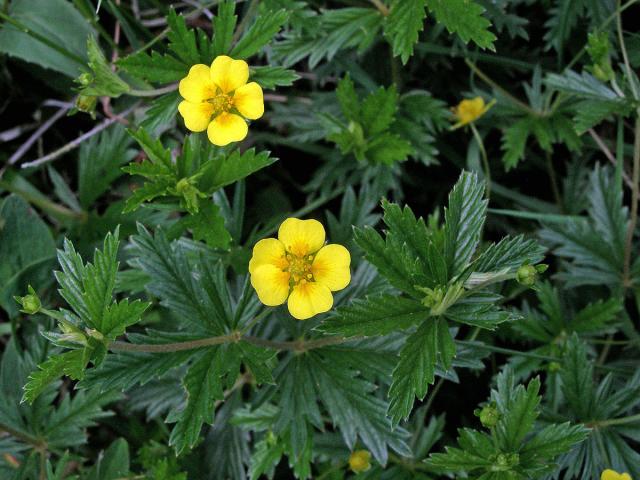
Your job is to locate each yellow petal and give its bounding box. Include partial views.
[210,55,249,94]
[287,282,333,320]
[178,100,214,132]
[207,112,248,146]
[249,238,288,275]
[601,470,632,480]
[312,244,351,291]
[278,218,325,257]
[250,264,290,306]
[233,82,264,120]
[179,64,216,103]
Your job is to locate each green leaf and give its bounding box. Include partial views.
[237,341,276,385]
[546,70,621,101]
[230,9,289,59]
[86,439,130,480]
[320,295,429,337]
[249,437,284,480]
[169,348,230,454]
[0,0,91,77]
[426,0,496,50]
[444,171,487,277]
[180,203,232,249]
[361,85,398,136]
[128,128,173,171]
[388,318,454,424]
[0,195,56,317]
[472,235,546,274]
[140,92,182,134]
[520,422,588,461]
[22,350,88,404]
[445,293,513,330]
[80,36,130,97]
[117,50,187,83]
[250,66,299,89]
[166,9,200,65]
[384,0,427,64]
[199,148,277,192]
[212,1,237,55]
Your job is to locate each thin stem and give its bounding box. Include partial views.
[369,0,389,15]
[457,340,558,362]
[622,116,640,288]
[8,106,71,165]
[0,12,85,66]
[616,0,639,100]
[465,59,540,117]
[589,128,634,188]
[422,377,445,416]
[109,333,239,352]
[0,423,46,449]
[21,103,140,169]
[470,124,491,199]
[239,307,272,334]
[128,83,178,97]
[592,412,640,428]
[545,151,562,207]
[232,0,259,43]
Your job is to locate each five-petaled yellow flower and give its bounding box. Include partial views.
[249,218,351,320]
[451,96,495,130]
[348,450,371,473]
[178,55,264,146]
[601,469,632,480]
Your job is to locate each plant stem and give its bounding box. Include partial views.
[0,12,86,66]
[0,423,46,449]
[369,0,389,16]
[622,116,640,288]
[109,333,239,352]
[589,128,634,188]
[128,83,178,97]
[0,180,86,221]
[592,412,640,428]
[545,151,562,207]
[470,124,491,199]
[465,59,540,117]
[616,0,639,100]
[232,0,259,42]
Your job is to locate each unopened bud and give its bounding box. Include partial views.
[15,286,41,314]
[75,94,97,114]
[475,403,500,428]
[516,263,547,287]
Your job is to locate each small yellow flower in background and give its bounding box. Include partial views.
[451,96,495,130]
[249,218,351,320]
[348,450,371,473]
[601,469,633,480]
[178,55,264,146]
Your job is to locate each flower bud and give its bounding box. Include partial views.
[348,450,371,473]
[75,94,97,115]
[516,263,547,287]
[475,403,499,428]
[14,286,41,314]
[77,72,94,86]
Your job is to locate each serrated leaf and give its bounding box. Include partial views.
[426,0,496,50]
[444,171,487,277]
[199,148,277,192]
[117,51,187,83]
[22,350,88,404]
[80,36,130,97]
[230,9,289,59]
[180,203,232,249]
[388,318,454,424]
[250,66,299,89]
[166,9,200,65]
[384,0,427,64]
[320,295,429,337]
[213,1,237,55]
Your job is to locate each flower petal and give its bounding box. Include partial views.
[207,112,248,146]
[233,82,264,120]
[278,218,325,257]
[251,264,290,306]
[178,100,214,132]
[179,64,216,102]
[312,244,351,291]
[287,282,333,320]
[249,238,288,275]
[210,55,249,93]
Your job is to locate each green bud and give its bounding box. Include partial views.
[347,121,365,146]
[15,286,41,314]
[548,361,562,373]
[516,264,538,287]
[173,177,205,214]
[77,72,93,86]
[475,403,499,428]
[86,328,104,342]
[75,94,97,115]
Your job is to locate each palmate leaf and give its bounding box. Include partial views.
[388,318,454,425]
[384,0,427,64]
[426,0,496,50]
[22,350,89,404]
[212,1,237,55]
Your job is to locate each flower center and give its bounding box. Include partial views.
[207,93,233,114]
[285,252,314,285]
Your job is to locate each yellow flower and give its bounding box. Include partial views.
[348,450,371,473]
[178,55,264,146]
[601,469,633,480]
[451,96,495,130]
[249,218,351,320]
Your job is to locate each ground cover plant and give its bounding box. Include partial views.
[1,0,639,479]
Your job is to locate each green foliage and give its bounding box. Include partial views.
[427,368,588,478]
[384,0,428,64]
[77,36,130,98]
[426,0,496,50]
